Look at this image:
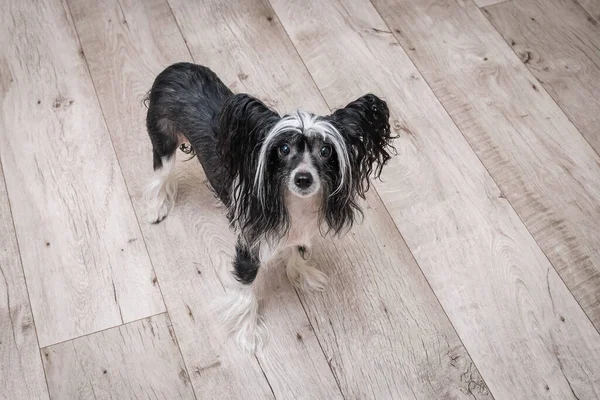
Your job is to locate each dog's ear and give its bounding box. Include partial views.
[218,93,280,181]
[328,94,394,194]
[218,93,282,240]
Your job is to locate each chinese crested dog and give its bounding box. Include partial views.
[144,62,393,351]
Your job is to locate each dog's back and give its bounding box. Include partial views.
[145,62,233,203]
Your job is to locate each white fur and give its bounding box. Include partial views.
[216,274,267,353]
[283,190,320,248]
[145,155,178,223]
[255,188,322,263]
[285,246,329,292]
[282,190,328,290]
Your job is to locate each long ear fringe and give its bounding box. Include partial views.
[322,94,395,236]
[217,94,285,246]
[331,94,396,194]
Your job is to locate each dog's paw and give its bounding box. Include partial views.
[286,262,329,292]
[214,287,267,353]
[145,179,177,223]
[146,198,173,223]
[234,316,268,353]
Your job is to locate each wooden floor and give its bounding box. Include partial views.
[1,0,600,398]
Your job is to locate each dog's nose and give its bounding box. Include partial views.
[294,172,313,189]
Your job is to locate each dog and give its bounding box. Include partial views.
[144,62,394,351]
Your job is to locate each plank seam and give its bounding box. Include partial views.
[40,311,169,350]
[575,0,600,23]
[477,0,509,8]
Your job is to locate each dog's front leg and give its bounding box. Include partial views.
[217,240,266,352]
[285,245,329,292]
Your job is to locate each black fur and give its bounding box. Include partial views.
[217,94,285,247]
[145,62,233,199]
[322,94,394,233]
[145,63,394,287]
[232,240,260,284]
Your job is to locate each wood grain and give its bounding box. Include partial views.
[66,0,342,397]
[0,162,49,400]
[269,0,600,398]
[484,0,600,155]
[42,313,195,399]
[167,0,492,398]
[577,0,600,21]
[372,0,600,350]
[0,0,164,347]
[65,0,275,398]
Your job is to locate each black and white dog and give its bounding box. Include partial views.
[144,62,393,351]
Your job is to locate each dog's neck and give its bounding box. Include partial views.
[257,190,322,264]
[283,190,321,247]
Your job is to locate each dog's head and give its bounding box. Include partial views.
[218,93,394,240]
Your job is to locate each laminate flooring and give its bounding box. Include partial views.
[1,0,599,398]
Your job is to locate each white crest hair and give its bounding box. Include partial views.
[254,110,350,201]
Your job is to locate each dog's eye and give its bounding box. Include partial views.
[279,144,290,156]
[320,145,332,158]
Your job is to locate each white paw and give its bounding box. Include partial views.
[214,287,267,353]
[286,261,329,292]
[145,156,178,223]
[234,315,267,353]
[145,178,177,223]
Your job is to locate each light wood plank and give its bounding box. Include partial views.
[577,0,600,21]
[0,0,165,346]
[42,313,195,399]
[66,0,273,398]
[474,0,507,7]
[66,0,338,397]
[0,163,49,400]
[484,0,600,156]
[168,0,492,398]
[374,0,600,336]
[269,0,600,398]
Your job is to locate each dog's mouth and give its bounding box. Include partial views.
[290,186,319,198]
[286,165,321,198]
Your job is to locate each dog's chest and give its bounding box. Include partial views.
[283,194,320,247]
[258,194,321,264]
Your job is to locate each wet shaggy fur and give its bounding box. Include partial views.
[144,62,394,351]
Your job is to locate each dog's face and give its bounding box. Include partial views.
[218,93,394,240]
[272,134,328,198]
[264,113,350,200]
[254,110,353,205]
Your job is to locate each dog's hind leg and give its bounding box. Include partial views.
[145,117,179,223]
